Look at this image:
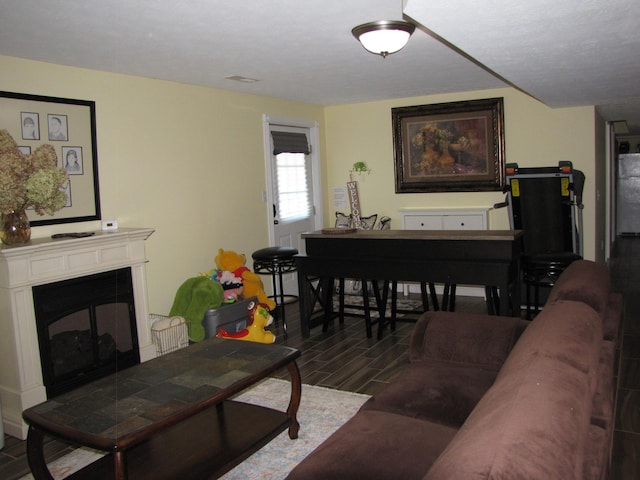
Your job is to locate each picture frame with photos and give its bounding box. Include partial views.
[0,90,101,225]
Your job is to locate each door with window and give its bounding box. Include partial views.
[265,119,321,296]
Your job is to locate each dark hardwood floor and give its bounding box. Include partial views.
[609,236,640,479]
[2,236,639,479]
[271,293,485,396]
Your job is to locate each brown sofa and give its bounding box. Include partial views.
[286,260,622,480]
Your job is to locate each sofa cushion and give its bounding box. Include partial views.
[334,211,351,228]
[425,360,595,479]
[360,360,499,428]
[285,410,458,480]
[424,300,602,480]
[591,340,616,430]
[496,300,603,381]
[583,424,609,480]
[604,292,623,343]
[410,311,526,370]
[547,259,611,316]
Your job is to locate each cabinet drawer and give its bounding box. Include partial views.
[404,215,443,230]
[442,215,485,230]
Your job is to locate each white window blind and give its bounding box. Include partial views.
[271,131,310,155]
[276,152,311,221]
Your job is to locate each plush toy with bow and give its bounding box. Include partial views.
[214,248,275,310]
[214,269,244,303]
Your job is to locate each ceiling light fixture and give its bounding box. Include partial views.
[352,20,415,58]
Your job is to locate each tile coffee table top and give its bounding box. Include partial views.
[24,338,299,443]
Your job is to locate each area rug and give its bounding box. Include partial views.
[19,378,369,480]
[18,447,104,480]
[221,378,369,479]
[336,291,424,319]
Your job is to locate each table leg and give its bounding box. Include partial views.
[361,281,373,339]
[500,280,514,317]
[297,270,312,338]
[485,286,499,315]
[286,361,302,439]
[373,280,388,339]
[321,277,334,333]
[274,267,288,339]
[26,426,54,480]
[442,284,450,311]
[449,284,457,311]
[113,450,128,480]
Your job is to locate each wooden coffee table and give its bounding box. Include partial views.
[22,338,301,480]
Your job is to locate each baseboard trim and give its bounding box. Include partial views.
[401,282,486,298]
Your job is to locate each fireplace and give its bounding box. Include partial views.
[0,228,155,439]
[33,267,140,397]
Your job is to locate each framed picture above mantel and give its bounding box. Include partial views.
[392,97,505,193]
[0,90,101,226]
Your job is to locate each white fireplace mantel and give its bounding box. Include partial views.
[0,227,156,439]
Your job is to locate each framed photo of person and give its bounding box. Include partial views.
[62,146,84,175]
[21,112,40,140]
[47,114,69,141]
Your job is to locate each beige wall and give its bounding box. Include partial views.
[0,55,325,315]
[324,88,602,260]
[1,55,606,317]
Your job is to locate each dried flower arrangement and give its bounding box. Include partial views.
[0,129,68,216]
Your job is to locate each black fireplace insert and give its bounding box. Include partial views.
[32,267,140,397]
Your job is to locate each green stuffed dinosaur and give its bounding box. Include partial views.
[169,277,224,342]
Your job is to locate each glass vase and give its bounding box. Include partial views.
[1,209,32,245]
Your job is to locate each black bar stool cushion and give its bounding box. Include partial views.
[252,246,298,262]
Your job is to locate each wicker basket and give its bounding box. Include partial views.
[150,314,189,355]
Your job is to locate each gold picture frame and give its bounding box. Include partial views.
[393,97,505,193]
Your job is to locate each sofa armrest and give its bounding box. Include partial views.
[410,311,528,370]
[547,259,611,315]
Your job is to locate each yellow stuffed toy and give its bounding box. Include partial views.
[216,301,276,344]
[214,248,276,310]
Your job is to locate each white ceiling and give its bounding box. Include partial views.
[1,0,639,134]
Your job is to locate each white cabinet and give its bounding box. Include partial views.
[400,208,490,297]
[401,208,488,231]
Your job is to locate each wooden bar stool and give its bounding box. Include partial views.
[337,278,388,339]
[384,281,440,336]
[252,246,298,335]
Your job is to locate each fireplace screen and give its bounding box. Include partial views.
[32,267,140,397]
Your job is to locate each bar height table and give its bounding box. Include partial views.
[295,229,523,338]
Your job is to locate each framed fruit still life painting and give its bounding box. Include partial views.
[392,97,505,193]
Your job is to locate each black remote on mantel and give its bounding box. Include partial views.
[51,232,96,239]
